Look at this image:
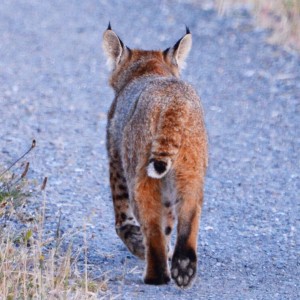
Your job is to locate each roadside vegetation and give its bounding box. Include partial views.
[0,141,109,299]
[216,0,300,51]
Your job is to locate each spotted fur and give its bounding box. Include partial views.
[103,24,208,288]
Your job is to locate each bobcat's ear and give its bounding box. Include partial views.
[102,23,129,69]
[164,26,192,70]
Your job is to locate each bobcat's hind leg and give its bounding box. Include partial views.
[109,159,145,259]
[171,174,204,288]
[135,176,170,285]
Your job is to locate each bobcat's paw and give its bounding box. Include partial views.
[171,251,197,288]
[117,224,145,259]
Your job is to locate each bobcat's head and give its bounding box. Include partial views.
[102,23,192,93]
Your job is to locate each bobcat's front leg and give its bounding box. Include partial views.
[109,158,145,259]
[135,176,170,285]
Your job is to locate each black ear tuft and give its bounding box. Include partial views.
[107,22,112,30]
[185,25,190,34]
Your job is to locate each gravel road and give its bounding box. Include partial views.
[0,0,299,299]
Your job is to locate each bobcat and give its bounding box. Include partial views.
[103,24,208,288]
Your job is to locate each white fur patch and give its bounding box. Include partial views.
[104,56,114,70]
[102,29,123,70]
[175,33,192,70]
[147,159,171,179]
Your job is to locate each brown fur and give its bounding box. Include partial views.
[103,25,208,288]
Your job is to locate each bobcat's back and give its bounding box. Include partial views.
[109,76,206,180]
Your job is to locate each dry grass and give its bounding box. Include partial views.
[216,0,300,51]
[0,141,111,299]
[0,226,109,299]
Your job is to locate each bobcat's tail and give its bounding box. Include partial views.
[146,104,186,179]
[147,157,172,179]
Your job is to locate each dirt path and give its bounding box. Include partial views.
[1,0,299,299]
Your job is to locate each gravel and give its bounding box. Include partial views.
[0,0,299,299]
